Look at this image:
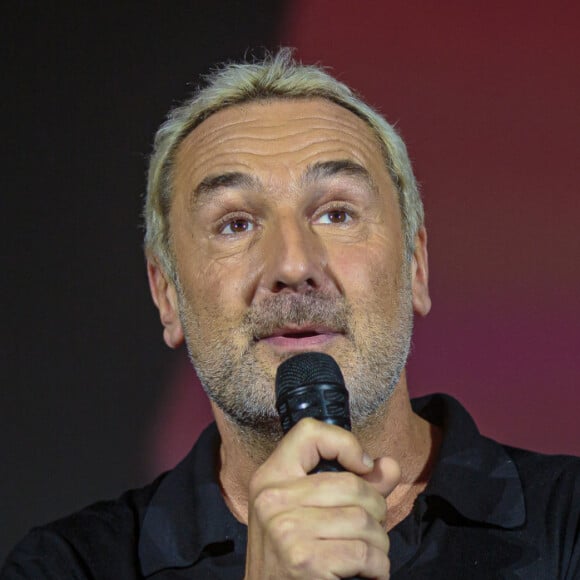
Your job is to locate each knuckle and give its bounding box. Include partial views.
[351,539,370,564]
[286,543,313,574]
[351,504,371,528]
[270,512,298,542]
[265,513,322,577]
[253,486,283,515]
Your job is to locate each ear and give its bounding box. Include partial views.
[147,257,184,349]
[411,226,431,317]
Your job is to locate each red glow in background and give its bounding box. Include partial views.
[147,1,580,477]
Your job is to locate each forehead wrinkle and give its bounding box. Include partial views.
[189,108,377,157]
[177,99,391,211]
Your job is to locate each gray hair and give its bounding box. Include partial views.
[144,48,423,280]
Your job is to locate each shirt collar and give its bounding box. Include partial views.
[139,394,526,575]
[412,393,525,528]
[139,422,246,576]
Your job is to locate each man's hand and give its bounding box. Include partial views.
[244,418,401,579]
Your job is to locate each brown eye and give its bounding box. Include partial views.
[220,218,254,235]
[230,219,249,232]
[316,209,353,225]
[328,210,348,223]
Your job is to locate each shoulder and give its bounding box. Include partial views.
[505,443,580,474]
[503,444,580,517]
[1,477,164,579]
[1,423,221,579]
[501,444,580,578]
[505,444,580,476]
[414,393,580,577]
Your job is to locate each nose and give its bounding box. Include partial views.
[260,214,327,295]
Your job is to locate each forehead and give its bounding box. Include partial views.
[173,98,393,195]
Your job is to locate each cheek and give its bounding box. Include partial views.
[179,255,257,322]
[329,242,398,296]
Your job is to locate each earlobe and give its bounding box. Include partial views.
[146,258,184,349]
[411,226,432,317]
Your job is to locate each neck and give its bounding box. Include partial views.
[213,371,441,527]
[354,378,441,528]
[212,405,274,524]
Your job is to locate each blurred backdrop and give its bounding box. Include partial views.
[2,0,579,562]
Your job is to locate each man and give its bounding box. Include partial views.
[2,49,579,579]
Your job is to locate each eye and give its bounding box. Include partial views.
[315,209,353,225]
[219,217,255,235]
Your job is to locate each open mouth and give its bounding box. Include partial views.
[256,326,343,351]
[279,330,321,339]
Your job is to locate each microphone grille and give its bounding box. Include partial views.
[275,352,345,398]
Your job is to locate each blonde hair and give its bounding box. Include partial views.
[144,48,423,280]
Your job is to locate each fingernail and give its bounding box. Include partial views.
[362,453,374,468]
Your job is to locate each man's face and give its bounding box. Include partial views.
[159,98,428,435]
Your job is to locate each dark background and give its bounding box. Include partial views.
[2,1,579,563]
[1,1,286,561]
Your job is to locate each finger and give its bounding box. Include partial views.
[326,540,390,580]
[362,456,401,497]
[253,471,388,524]
[269,505,389,553]
[257,418,373,482]
[276,537,390,580]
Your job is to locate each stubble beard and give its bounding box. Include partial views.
[176,268,414,457]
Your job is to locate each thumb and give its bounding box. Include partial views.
[362,456,401,497]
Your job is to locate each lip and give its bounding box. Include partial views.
[256,326,344,352]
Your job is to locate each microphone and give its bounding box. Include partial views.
[275,352,364,579]
[276,351,352,473]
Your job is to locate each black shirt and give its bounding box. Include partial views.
[2,394,579,579]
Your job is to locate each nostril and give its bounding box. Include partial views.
[272,278,317,293]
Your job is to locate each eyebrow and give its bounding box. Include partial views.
[193,172,260,202]
[190,159,376,206]
[302,159,377,191]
